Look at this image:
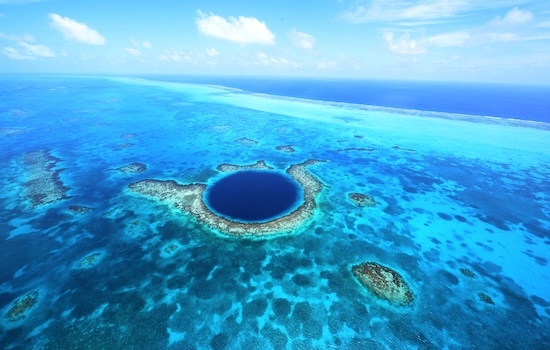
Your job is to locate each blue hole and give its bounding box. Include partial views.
[205,170,301,223]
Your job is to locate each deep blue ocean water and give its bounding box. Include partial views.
[0,75,549,349]
[206,171,300,222]
[141,75,550,122]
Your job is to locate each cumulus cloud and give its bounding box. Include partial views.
[288,29,315,49]
[490,7,534,26]
[125,47,141,56]
[196,11,275,45]
[142,41,152,48]
[205,47,219,57]
[383,32,426,54]
[130,37,152,49]
[49,13,106,45]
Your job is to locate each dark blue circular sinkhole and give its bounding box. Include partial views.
[205,170,302,223]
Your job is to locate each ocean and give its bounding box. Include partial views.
[0,75,549,349]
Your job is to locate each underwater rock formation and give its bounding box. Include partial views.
[235,137,258,146]
[128,159,327,238]
[21,150,70,208]
[352,262,414,307]
[5,290,39,322]
[348,192,377,207]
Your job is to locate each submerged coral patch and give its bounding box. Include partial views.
[236,137,258,146]
[128,160,326,237]
[275,145,295,153]
[68,205,93,214]
[21,150,70,209]
[120,133,137,139]
[160,241,183,258]
[352,262,414,307]
[5,290,39,322]
[116,162,147,173]
[75,252,104,269]
[348,192,377,207]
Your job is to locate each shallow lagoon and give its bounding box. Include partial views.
[0,76,549,349]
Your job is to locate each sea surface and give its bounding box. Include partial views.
[0,75,549,349]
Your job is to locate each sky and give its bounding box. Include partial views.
[1,0,550,84]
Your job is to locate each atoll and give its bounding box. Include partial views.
[116,162,147,173]
[235,137,258,146]
[5,290,39,322]
[128,159,327,237]
[21,150,70,209]
[348,192,377,207]
[352,262,414,307]
[76,252,103,269]
[275,145,296,153]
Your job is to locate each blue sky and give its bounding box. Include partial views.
[1,0,550,83]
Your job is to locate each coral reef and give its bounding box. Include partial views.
[275,145,296,153]
[479,293,495,305]
[120,133,137,139]
[116,162,147,173]
[116,143,134,149]
[21,150,70,209]
[216,160,273,173]
[460,268,477,278]
[235,137,258,146]
[5,290,39,322]
[68,205,93,214]
[352,262,414,307]
[76,252,103,268]
[128,159,327,237]
[348,192,377,207]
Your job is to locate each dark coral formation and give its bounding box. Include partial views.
[21,150,70,209]
[5,290,39,322]
[76,252,103,268]
[116,143,134,149]
[348,192,377,207]
[68,205,93,214]
[352,262,414,307]
[235,137,259,146]
[275,145,296,153]
[116,162,147,173]
[459,268,477,278]
[478,293,495,305]
[392,145,415,152]
[128,159,327,237]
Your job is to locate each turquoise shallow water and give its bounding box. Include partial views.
[0,76,549,349]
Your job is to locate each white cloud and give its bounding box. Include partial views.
[383,32,426,54]
[142,41,151,49]
[288,29,315,49]
[49,13,106,45]
[196,11,275,46]
[125,47,141,56]
[427,31,470,47]
[342,0,468,24]
[0,32,34,42]
[130,37,151,49]
[205,47,219,57]
[254,52,301,68]
[18,42,54,57]
[2,46,34,60]
[317,61,337,69]
[490,7,534,26]
[158,50,191,62]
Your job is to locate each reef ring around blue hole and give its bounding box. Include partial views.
[205,170,303,223]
